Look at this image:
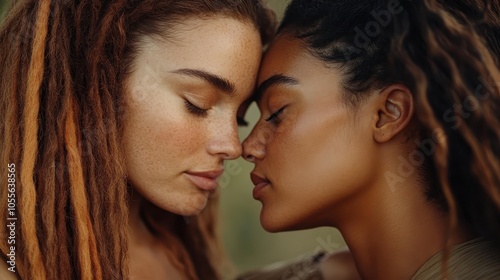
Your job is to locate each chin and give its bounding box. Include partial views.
[177,208,203,216]
[261,221,283,233]
[260,211,296,233]
[154,194,209,217]
[260,208,320,232]
[166,205,203,217]
[176,203,208,216]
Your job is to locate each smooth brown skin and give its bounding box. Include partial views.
[123,17,262,279]
[242,34,474,279]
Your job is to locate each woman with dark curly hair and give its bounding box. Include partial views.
[242,0,500,279]
[0,1,275,279]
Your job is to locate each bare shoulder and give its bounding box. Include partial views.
[319,249,361,280]
[0,261,18,280]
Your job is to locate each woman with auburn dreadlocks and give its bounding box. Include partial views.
[241,0,500,279]
[0,0,275,279]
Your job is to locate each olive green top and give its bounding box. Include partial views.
[411,238,500,280]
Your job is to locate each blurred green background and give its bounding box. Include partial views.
[0,0,346,277]
[0,0,8,19]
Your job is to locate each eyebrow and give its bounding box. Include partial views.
[171,68,236,95]
[254,74,299,101]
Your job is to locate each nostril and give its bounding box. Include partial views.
[244,153,255,162]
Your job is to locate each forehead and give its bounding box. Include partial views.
[257,34,344,99]
[258,34,327,85]
[134,17,263,96]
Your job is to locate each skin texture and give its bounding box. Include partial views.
[243,34,379,231]
[123,17,262,279]
[123,17,261,215]
[243,34,474,279]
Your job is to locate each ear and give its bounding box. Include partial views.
[373,85,414,143]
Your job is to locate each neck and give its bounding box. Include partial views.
[331,166,474,279]
[127,190,180,245]
[127,190,193,280]
[127,190,154,245]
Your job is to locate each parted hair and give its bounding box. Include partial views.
[280,0,500,255]
[0,1,276,279]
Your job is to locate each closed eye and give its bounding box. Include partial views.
[265,106,287,124]
[184,99,209,117]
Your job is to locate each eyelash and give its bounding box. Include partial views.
[265,106,287,125]
[184,99,209,117]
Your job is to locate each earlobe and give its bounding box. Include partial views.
[373,85,413,143]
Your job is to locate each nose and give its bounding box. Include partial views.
[242,122,268,163]
[207,119,242,160]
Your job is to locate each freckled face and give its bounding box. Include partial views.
[123,17,262,216]
[242,35,378,231]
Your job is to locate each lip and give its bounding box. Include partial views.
[185,169,224,191]
[251,172,270,200]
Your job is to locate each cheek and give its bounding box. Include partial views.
[260,114,378,229]
[122,96,205,179]
[267,111,374,199]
